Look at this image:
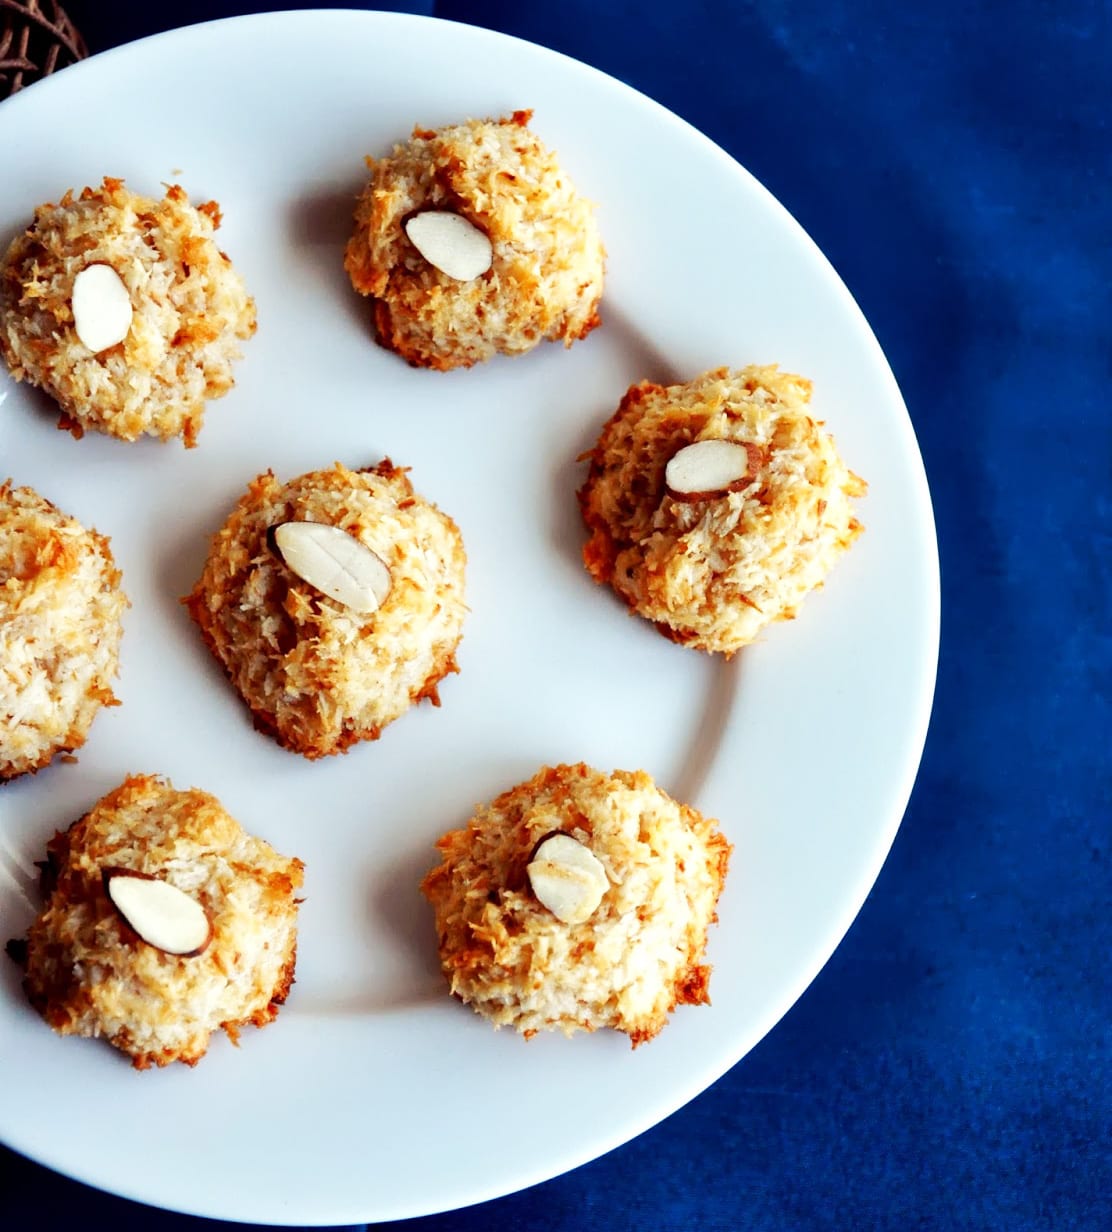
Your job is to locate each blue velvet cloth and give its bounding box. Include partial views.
[2,2,1108,1228]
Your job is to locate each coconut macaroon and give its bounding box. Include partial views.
[185,460,467,759]
[0,482,127,781]
[578,365,867,656]
[0,176,256,446]
[7,774,303,1069]
[344,109,604,370]
[421,762,731,1046]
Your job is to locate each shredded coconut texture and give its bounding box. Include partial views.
[0,177,256,446]
[0,482,126,780]
[578,365,867,655]
[15,774,304,1069]
[344,110,604,370]
[421,763,731,1046]
[185,460,467,759]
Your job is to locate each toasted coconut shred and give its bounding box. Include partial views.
[578,364,867,655]
[0,482,127,780]
[421,762,731,1046]
[345,110,605,370]
[185,460,468,759]
[0,177,256,445]
[13,774,304,1068]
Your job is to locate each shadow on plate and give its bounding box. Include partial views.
[150,484,253,692]
[546,298,685,577]
[290,825,448,1018]
[669,652,743,806]
[285,177,380,349]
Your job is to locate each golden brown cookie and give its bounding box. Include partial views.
[421,762,731,1045]
[185,460,467,759]
[578,365,866,655]
[0,177,256,445]
[344,110,604,370]
[0,481,126,780]
[10,773,304,1069]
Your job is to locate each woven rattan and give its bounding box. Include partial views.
[1,0,86,98]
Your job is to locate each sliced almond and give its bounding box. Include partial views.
[404,210,493,281]
[527,832,609,925]
[71,263,133,353]
[664,438,752,500]
[272,521,391,614]
[103,868,212,957]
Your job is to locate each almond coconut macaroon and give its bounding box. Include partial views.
[0,481,127,781]
[344,109,604,370]
[421,762,731,1045]
[185,460,467,759]
[578,364,867,656]
[6,774,304,1069]
[0,176,256,446]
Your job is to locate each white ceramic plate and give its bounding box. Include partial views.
[0,10,939,1225]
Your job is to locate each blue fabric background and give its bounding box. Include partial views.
[2,2,1108,1228]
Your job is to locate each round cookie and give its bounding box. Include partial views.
[9,774,304,1069]
[0,176,256,446]
[344,109,604,370]
[578,364,867,655]
[420,762,731,1045]
[185,460,467,759]
[0,481,127,781]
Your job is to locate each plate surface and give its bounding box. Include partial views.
[0,10,939,1224]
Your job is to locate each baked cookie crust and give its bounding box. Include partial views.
[11,773,304,1069]
[185,460,467,759]
[344,110,604,370]
[0,481,126,780]
[421,762,731,1045]
[0,177,256,446]
[578,364,866,655]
